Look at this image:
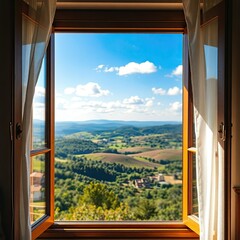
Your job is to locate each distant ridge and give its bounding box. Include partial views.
[53,119,181,137]
[54,119,181,125]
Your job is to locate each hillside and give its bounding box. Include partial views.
[118,146,154,154]
[93,124,182,137]
[52,121,183,222]
[82,153,160,168]
[130,149,182,161]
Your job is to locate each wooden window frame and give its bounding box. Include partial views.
[31,8,200,239]
[182,33,199,235]
[29,37,55,239]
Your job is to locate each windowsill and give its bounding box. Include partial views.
[38,222,199,239]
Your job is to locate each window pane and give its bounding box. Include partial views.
[32,57,47,150]
[203,19,218,83]
[55,33,183,221]
[30,155,46,224]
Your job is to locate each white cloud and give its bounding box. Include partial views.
[64,87,75,95]
[67,100,121,115]
[123,96,145,105]
[104,67,119,73]
[118,61,157,76]
[95,61,157,76]
[33,102,45,108]
[55,92,63,97]
[167,86,182,95]
[145,99,153,107]
[64,82,110,97]
[152,87,166,95]
[98,64,104,69]
[55,97,68,110]
[56,95,155,120]
[165,65,183,78]
[172,65,183,76]
[32,102,46,120]
[33,87,46,108]
[55,97,183,121]
[152,86,182,96]
[123,96,154,108]
[71,96,82,102]
[95,64,105,71]
[169,101,182,112]
[34,86,45,97]
[76,82,110,97]
[102,100,124,110]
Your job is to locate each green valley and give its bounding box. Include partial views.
[52,122,183,221]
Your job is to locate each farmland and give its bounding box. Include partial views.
[51,121,183,221]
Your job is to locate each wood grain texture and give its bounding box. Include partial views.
[38,222,199,239]
[54,9,185,32]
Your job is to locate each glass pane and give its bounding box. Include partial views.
[203,18,218,126]
[30,155,46,224]
[54,33,183,221]
[32,57,47,150]
[191,153,198,216]
[204,0,223,12]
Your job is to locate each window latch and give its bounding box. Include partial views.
[218,122,226,141]
[16,123,23,140]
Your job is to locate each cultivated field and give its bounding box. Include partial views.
[83,152,160,168]
[130,149,182,161]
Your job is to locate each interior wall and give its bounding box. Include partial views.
[231,0,240,239]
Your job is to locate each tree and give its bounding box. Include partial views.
[81,182,120,210]
[133,198,158,220]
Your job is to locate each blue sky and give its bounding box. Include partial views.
[35,33,183,122]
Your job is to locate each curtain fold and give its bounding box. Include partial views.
[21,1,56,239]
[182,1,224,240]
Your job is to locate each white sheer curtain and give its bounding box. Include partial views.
[21,1,56,239]
[183,1,224,239]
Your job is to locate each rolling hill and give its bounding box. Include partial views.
[130,149,182,161]
[82,153,160,168]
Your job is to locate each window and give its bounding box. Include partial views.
[54,33,183,222]
[29,8,199,240]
